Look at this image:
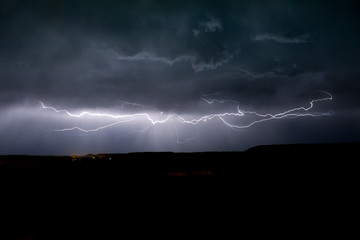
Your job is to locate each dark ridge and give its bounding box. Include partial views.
[245,143,359,155]
[0,143,358,176]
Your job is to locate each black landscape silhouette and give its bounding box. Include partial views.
[1,143,357,177]
[1,143,357,240]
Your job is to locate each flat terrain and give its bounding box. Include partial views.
[1,143,357,240]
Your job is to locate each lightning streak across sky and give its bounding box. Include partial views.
[39,92,333,136]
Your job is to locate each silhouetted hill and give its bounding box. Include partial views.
[245,143,358,156]
[0,143,358,176]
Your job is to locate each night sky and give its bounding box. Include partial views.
[1,0,359,155]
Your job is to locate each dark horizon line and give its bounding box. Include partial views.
[1,142,359,157]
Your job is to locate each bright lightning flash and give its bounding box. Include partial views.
[39,92,333,135]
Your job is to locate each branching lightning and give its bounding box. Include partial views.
[39,92,333,136]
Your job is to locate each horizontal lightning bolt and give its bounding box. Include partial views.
[39,101,173,125]
[39,91,333,133]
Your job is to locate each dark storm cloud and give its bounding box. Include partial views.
[192,16,222,37]
[113,49,235,72]
[0,0,239,109]
[0,0,360,154]
[252,33,311,43]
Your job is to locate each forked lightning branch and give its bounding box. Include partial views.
[39,91,333,134]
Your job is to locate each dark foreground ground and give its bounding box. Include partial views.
[1,143,358,239]
[0,143,358,176]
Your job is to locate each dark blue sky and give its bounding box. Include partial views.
[0,0,359,154]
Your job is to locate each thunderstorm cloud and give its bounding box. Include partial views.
[0,0,359,154]
[252,33,311,44]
